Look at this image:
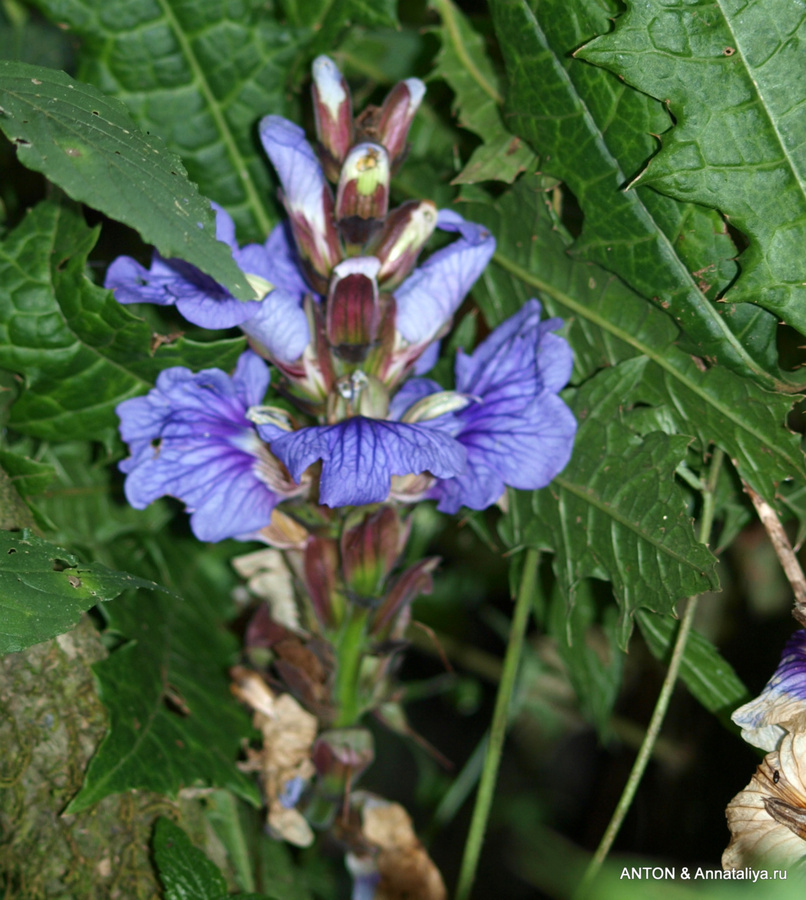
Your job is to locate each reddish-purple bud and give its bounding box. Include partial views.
[304,536,342,628]
[326,257,381,360]
[375,79,425,168]
[312,56,354,182]
[341,506,404,600]
[312,727,374,798]
[336,143,390,246]
[370,200,438,288]
[372,557,439,639]
[286,185,341,293]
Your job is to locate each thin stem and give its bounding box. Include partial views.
[576,448,724,897]
[743,479,806,625]
[455,547,539,900]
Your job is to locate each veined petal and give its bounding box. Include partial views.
[395,209,495,345]
[261,417,466,508]
[116,352,282,541]
[411,300,576,513]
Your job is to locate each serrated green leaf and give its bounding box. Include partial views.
[154,817,228,900]
[462,176,806,504]
[488,0,800,390]
[0,199,246,444]
[503,360,719,646]
[29,0,305,240]
[0,60,256,298]
[66,564,259,812]
[429,0,536,185]
[580,0,806,334]
[0,529,167,655]
[636,610,750,719]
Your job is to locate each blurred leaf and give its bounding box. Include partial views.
[0,528,167,655]
[154,817,228,900]
[0,447,53,496]
[337,26,425,84]
[488,0,799,390]
[511,361,719,645]
[0,199,245,445]
[0,60,255,298]
[429,0,536,184]
[581,0,806,337]
[29,0,304,240]
[545,578,623,735]
[637,609,751,719]
[463,177,806,505]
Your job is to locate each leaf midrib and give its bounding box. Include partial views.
[712,0,806,207]
[155,0,272,238]
[506,0,788,391]
[553,472,715,579]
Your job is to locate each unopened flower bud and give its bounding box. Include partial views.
[341,506,403,600]
[326,257,381,360]
[312,56,354,182]
[336,143,389,246]
[304,535,343,628]
[259,116,342,290]
[375,78,425,168]
[372,557,439,639]
[312,728,374,798]
[370,200,438,289]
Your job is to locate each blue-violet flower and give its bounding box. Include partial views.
[732,629,806,751]
[117,351,301,541]
[393,299,576,513]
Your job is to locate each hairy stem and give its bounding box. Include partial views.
[455,547,539,900]
[575,448,724,896]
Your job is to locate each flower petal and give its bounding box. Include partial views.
[732,630,806,751]
[262,417,466,507]
[241,223,312,363]
[106,204,264,329]
[116,352,279,541]
[422,300,576,513]
[395,210,495,345]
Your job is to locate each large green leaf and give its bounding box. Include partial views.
[502,361,719,646]
[488,0,799,391]
[0,60,255,298]
[429,0,536,185]
[462,177,805,504]
[0,199,246,445]
[29,0,305,240]
[580,0,806,332]
[66,579,259,812]
[0,529,166,655]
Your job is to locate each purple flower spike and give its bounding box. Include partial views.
[117,352,285,542]
[259,115,341,284]
[105,204,266,330]
[404,300,576,513]
[732,630,806,750]
[395,209,496,347]
[258,417,466,508]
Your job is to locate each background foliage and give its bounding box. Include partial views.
[1,0,804,896]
